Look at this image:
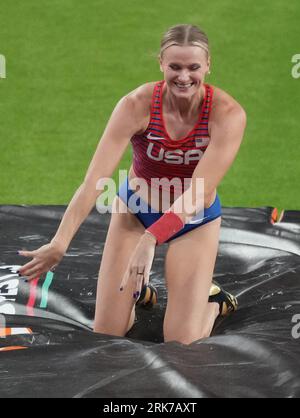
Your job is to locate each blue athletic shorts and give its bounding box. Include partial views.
[116,177,222,243]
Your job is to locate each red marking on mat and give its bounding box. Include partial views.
[0,346,27,352]
[0,328,11,337]
[0,328,32,337]
[26,277,40,316]
[271,208,278,224]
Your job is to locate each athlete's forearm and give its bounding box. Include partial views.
[50,182,101,252]
[168,182,206,224]
[145,183,210,245]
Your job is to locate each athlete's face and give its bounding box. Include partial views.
[159,45,210,96]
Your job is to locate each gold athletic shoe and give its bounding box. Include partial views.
[136,284,158,307]
[209,283,238,316]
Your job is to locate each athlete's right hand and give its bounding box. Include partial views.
[17,241,65,281]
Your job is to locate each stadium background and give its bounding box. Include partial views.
[0,0,299,211]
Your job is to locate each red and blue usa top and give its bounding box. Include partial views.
[130,80,214,193]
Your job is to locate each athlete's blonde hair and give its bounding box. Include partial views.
[159,24,210,58]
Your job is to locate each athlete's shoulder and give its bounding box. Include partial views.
[118,82,158,133]
[124,82,157,109]
[122,82,159,128]
[209,85,246,124]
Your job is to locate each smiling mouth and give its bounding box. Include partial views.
[174,82,195,89]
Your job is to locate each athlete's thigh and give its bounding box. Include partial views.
[164,217,221,326]
[94,196,145,330]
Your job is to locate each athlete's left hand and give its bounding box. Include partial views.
[120,232,156,300]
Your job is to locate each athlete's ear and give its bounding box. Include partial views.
[206,56,211,75]
[158,55,163,72]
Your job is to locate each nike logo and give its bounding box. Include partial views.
[188,215,209,224]
[195,137,210,147]
[147,132,165,141]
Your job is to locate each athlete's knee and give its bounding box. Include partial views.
[164,331,207,345]
[126,308,136,333]
[93,313,128,337]
[163,322,208,345]
[93,324,127,338]
[94,307,136,337]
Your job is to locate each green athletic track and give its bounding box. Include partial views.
[0,0,299,211]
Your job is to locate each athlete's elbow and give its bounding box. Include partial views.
[234,104,247,133]
[240,105,247,126]
[204,191,216,209]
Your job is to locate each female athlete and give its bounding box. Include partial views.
[17,24,246,345]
